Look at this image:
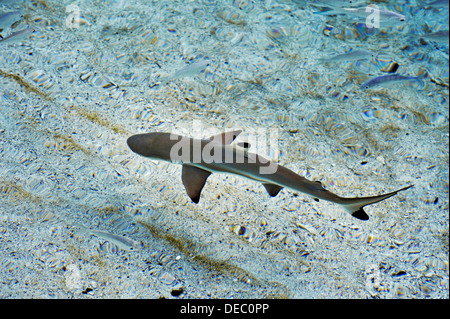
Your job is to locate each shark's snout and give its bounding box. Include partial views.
[127,133,161,158]
[127,134,144,154]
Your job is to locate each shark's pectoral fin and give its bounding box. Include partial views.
[182,164,212,203]
[207,130,242,145]
[263,183,284,197]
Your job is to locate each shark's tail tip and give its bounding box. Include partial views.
[401,184,414,192]
[345,184,413,221]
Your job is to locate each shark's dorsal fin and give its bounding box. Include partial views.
[182,164,211,203]
[207,130,242,145]
[232,142,251,157]
[263,183,283,197]
[237,142,251,149]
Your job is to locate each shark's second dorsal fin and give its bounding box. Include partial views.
[263,183,283,197]
[182,164,212,204]
[237,142,251,149]
[207,130,242,145]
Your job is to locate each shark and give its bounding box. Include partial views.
[127,130,413,220]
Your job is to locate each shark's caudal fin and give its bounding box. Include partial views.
[182,130,242,203]
[340,185,413,220]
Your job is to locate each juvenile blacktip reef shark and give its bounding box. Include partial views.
[127,131,413,220]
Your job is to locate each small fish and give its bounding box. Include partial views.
[319,49,374,63]
[0,11,22,30]
[157,59,210,85]
[417,30,449,44]
[73,224,142,252]
[360,74,425,90]
[315,6,406,26]
[426,0,449,8]
[312,0,366,8]
[0,0,23,4]
[0,27,34,45]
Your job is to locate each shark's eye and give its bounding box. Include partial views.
[400,18,405,22]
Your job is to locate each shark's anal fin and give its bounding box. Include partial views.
[182,164,212,204]
[263,183,283,197]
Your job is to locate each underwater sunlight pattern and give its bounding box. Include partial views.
[0,0,448,298]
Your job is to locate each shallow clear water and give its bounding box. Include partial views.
[0,0,448,298]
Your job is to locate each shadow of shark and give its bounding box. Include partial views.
[127,130,413,220]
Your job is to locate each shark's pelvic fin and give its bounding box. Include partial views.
[182,164,211,203]
[263,183,284,197]
[207,130,242,144]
